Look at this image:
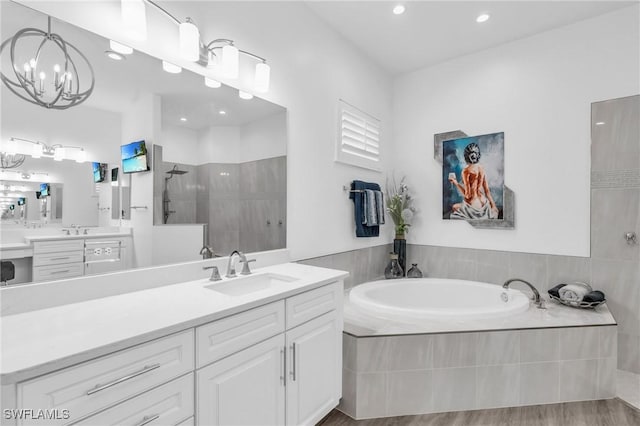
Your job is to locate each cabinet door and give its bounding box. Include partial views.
[197,334,285,426]
[286,311,341,426]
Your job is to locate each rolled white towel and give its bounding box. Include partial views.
[558,284,589,302]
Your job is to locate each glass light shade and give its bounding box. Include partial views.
[221,44,239,79]
[238,91,254,100]
[121,0,147,41]
[31,143,43,158]
[53,147,65,161]
[254,62,270,93]
[204,77,221,88]
[75,149,86,163]
[110,40,133,55]
[162,61,182,74]
[4,139,17,155]
[179,20,200,62]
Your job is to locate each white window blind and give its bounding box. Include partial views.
[336,100,382,171]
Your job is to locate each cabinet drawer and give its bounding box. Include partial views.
[17,330,194,426]
[196,301,285,368]
[286,282,342,329]
[33,250,84,267]
[32,263,84,282]
[74,373,194,426]
[33,239,84,254]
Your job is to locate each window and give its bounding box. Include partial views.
[335,99,381,171]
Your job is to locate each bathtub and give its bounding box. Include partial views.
[349,278,530,320]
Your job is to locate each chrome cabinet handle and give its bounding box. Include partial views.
[50,270,70,274]
[50,257,70,261]
[86,363,160,395]
[290,343,296,381]
[135,414,159,426]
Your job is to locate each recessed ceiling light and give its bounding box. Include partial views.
[180,117,187,122]
[476,13,490,23]
[595,121,605,126]
[393,5,405,15]
[162,61,182,74]
[238,91,253,100]
[105,50,125,61]
[219,110,227,115]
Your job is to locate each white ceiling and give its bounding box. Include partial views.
[305,1,636,75]
[1,1,285,130]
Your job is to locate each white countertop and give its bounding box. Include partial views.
[0,262,348,384]
[0,242,32,250]
[24,231,131,242]
[344,290,617,337]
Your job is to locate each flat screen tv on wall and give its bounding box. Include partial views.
[39,183,50,197]
[121,140,150,174]
[17,198,25,206]
[92,162,108,183]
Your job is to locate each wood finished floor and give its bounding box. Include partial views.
[318,399,640,426]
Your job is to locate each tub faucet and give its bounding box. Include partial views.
[503,278,545,309]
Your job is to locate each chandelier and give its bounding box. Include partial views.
[0,153,26,169]
[0,16,94,109]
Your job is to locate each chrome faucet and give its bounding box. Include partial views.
[203,265,222,281]
[199,245,215,259]
[226,250,244,278]
[503,278,545,309]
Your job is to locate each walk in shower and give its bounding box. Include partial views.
[163,165,188,224]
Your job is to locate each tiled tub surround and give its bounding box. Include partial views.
[340,326,617,419]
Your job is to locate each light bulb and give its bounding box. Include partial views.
[109,40,133,55]
[32,143,43,158]
[204,77,221,88]
[23,63,30,73]
[254,62,270,93]
[39,71,46,80]
[29,58,37,68]
[393,5,405,15]
[179,19,200,62]
[221,44,239,79]
[121,0,147,41]
[238,91,253,100]
[53,64,61,73]
[476,13,490,23]
[162,61,182,74]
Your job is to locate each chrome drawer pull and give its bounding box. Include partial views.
[50,270,71,274]
[84,240,122,246]
[50,257,71,261]
[280,348,285,386]
[86,363,160,395]
[135,414,159,426]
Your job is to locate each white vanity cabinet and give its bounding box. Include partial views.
[30,236,132,282]
[196,281,343,426]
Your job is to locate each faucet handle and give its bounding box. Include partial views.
[239,258,256,275]
[203,266,222,281]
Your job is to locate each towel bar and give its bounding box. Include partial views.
[342,185,365,193]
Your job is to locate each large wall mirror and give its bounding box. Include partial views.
[0,1,287,285]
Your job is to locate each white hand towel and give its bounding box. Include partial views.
[558,284,589,302]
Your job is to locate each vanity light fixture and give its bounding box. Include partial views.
[476,13,491,23]
[0,16,95,110]
[162,61,182,74]
[204,77,221,88]
[109,40,134,55]
[393,5,406,15]
[119,0,271,93]
[238,91,253,100]
[3,137,86,164]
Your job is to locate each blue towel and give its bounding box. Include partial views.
[350,180,381,237]
[363,190,378,226]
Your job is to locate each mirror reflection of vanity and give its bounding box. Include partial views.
[0,1,287,285]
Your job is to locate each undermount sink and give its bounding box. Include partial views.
[205,272,298,296]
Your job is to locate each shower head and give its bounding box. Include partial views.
[166,165,188,175]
